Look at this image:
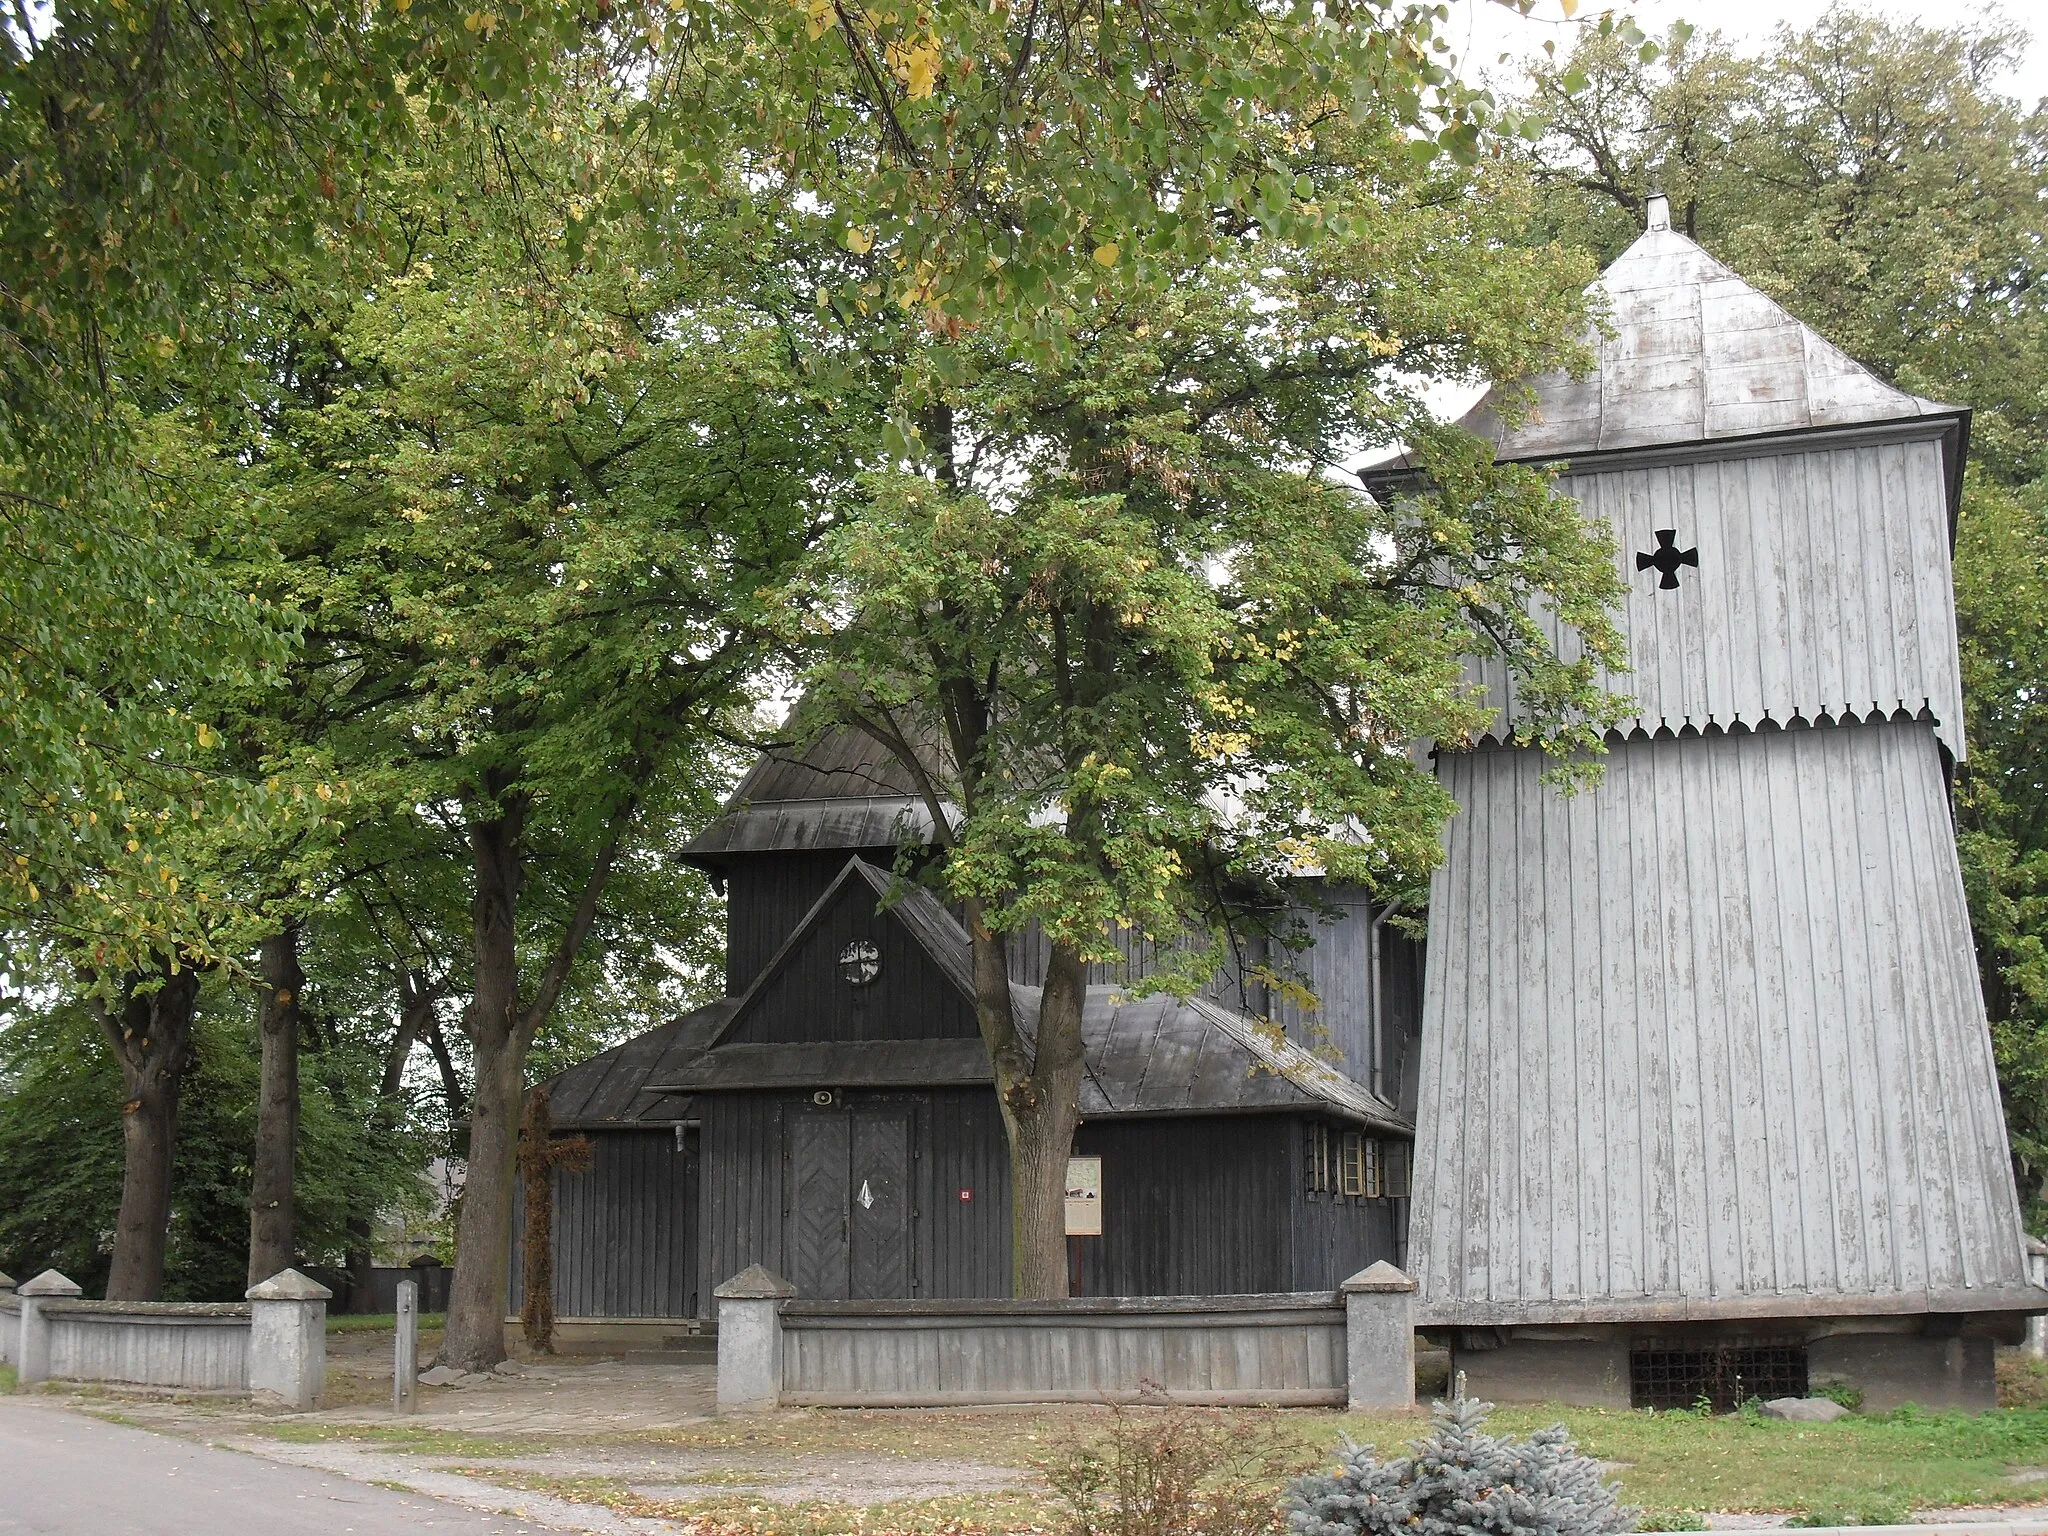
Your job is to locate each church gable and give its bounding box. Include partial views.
[719,858,980,1046]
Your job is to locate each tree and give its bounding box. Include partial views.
[784,134,1626,1293]
[0,964,431,1300]
[229,74,861,1363]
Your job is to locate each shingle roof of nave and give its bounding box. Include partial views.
[547,855,1410,1134]
[1457,197,1961,462]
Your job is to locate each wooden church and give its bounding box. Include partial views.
[530,194,2036,1409]
[532,728,1422,1332]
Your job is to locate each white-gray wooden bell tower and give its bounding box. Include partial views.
[1408,194,2040,1410]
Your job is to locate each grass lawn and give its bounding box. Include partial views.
[242,1400,2048,1531]
[326,1312,446,1334]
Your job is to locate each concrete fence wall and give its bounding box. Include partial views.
[713,1261,1417,1413]
[7,1267,331,1409]
[44,1302,251,1390]
[0,1273,17,1368]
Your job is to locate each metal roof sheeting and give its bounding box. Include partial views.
[683,724,951,861]
[620,852,1407,1130]
[641,987,1407,1127]
[1011,988,1409,1131]
[1465,436,1968,760]
[544,999,734,1128]
[1457,199,1957,459]
[1410,721,2030,1325]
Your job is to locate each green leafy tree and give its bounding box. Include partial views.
[0,978,430,1300]
[784,139,1626,1294]
[230,78,855,1364]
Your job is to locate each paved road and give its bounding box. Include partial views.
[0,1398,558,1535]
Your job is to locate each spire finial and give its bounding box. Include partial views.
[1645,189,1671,232]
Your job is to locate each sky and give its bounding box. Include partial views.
[1442,0,2047,103]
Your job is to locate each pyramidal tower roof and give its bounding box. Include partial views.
[1459,194,1959,460]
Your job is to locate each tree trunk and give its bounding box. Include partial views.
[966,909,1087,1299]
[440,794,627,1369]
[343,1217,376,1315]
[440,810,527,1371]
[247,925,305,1288]
[95,960,202,1301]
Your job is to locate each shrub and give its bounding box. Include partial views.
[1035,1390,1302,1536]
[1284,1396,1630,1536]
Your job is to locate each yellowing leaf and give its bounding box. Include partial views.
[904,40,940,98]
[845,226,875,254]
[1093,242,1120,267]
[1559,0,1577,13]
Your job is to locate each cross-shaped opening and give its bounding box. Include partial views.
[1637,529,1699,590]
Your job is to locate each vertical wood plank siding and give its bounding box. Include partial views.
[919,1089,1013,1298]
[1465,440,1966,760]
[1073,1118,1305,1297]
[45,1308,250,1389]
[693,1094,1361,1307]
[725,851,895,993]
[1412,720,2028,1323]
[515,1131,700,1318]
[702,1095,788,1310]
[726,878,979,1044]
[1288,1119,1406,1287]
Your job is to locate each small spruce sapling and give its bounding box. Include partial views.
[1284,1396,1631,1536]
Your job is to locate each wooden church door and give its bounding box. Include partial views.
[786,1103,914,1298]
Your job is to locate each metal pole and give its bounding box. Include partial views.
[394,1279,418,1414]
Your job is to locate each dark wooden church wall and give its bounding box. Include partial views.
[1379,930,1425,1119]
[1005,919,1269,1013]
[1070,1116,1295,1297]
[700,1095,787,1305]
[917,1088,1012,1298]
[724,851,895,993]
[700,1089,1014,1303]
[511,1130,699,1318]
[724,878,979,1044]
[1286,1121,1403,1291]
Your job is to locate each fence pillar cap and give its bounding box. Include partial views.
[18,1269,82,1298]
[246,1267,333,1302]
[715,1265,796,1299]
[1341,1261,1416,1294]
[0,1269,14,1292]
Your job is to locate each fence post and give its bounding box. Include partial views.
[394,1279,419,1414]
[0,1271,14,1370]
[246,1268,331,1410]
[2027,1238,2048,1361]
[715,1265,794,1413]
[17,1270,82,1386]
[1342,1261,1417,1411]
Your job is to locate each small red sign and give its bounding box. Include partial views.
[958,1188,973,1202]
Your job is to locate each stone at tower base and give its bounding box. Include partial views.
[1439,1314,2024,1413]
